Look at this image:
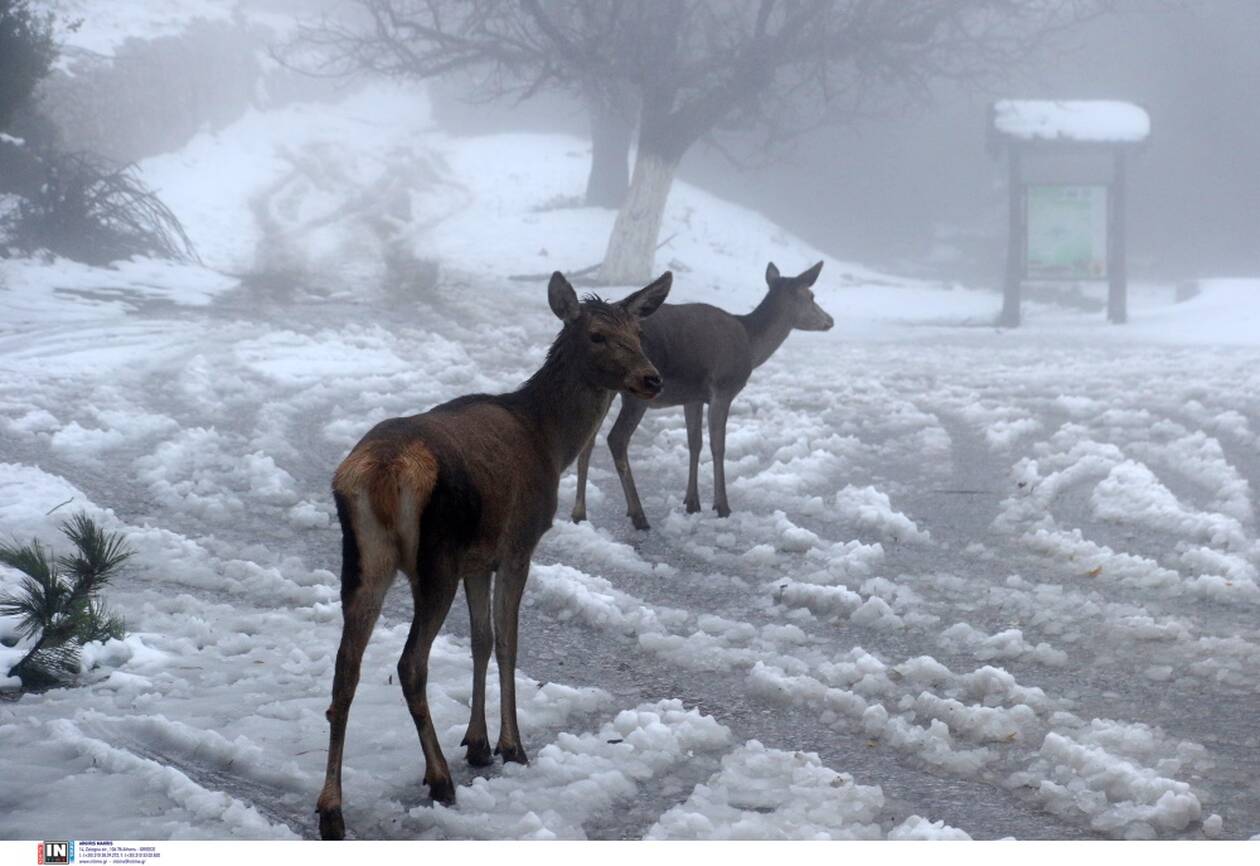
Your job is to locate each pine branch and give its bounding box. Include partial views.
[0,536,56,585]
[0,538,65,640]
[0,514,133,690]
[57,511,134,591]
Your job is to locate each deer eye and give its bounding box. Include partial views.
[589,332,606,344]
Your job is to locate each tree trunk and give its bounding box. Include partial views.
[1107,150,1127,324]
[1000,148,1024,327]
[584,93,633,209]
[599,143,680,285]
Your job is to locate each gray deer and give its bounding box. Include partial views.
[571,261,832,530]
[317,271,671,839]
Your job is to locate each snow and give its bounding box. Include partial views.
[2,59,1259,843]
[993,100,1151,144]
[646,739,971,840]
[140,86,440,278]
[0,256,238,323]
[833,485,931,544]
[1016,726,1204,837]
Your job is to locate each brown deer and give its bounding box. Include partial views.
[316,271,671,840]
[571,261,832,530]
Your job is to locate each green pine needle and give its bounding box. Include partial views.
[0,537,57,584]
[0,539,66,640]
[79,599,126,644]
[58,512,134,588]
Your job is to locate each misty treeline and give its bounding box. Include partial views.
[285,0,1114,284]
[0,0,195,264]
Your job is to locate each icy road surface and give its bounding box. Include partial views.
[2,273,1258,841]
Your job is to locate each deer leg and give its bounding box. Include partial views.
[683,401,704,513]
[460,570,494,767]
[493,556,530,764]
[607,397,651,530]
[316,566,391,840]
[709,394,733,518]
[398,557,461,805]
[570,431,597,524]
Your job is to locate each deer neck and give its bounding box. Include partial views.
[513,343,612,472]
[739,292,796,369]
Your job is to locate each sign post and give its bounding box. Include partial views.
[1000,150,1023,326]
[1108,150,1128,323]
[990,100,1148,326]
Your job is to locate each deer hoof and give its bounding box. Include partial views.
[427,776,457,805]
[630,513,651,531]
[463,738,493,767]
[684,498,701,514]
[495,742,530,765]
[715,504,731,518]
[570,510,586,524]
[318,807,345,841]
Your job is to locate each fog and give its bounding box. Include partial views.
[432,1,1259,283]
[3,0,1260,846]
[711,1,1260,282]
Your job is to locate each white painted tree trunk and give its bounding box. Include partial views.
[599,147,679,285]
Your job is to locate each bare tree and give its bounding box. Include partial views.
[286,1,1112,283]
[582,0,1115,283]
[281,0,637,207]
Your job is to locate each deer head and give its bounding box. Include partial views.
[548,271,672,400]
[765,260,833,331]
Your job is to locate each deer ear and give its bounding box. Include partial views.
[548,271,580,322]
[621,271,672,319]
[800,260,824,286]
[765,262,780,285]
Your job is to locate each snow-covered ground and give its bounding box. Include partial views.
[2,81,1260,841]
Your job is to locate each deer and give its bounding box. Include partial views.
[316,271,671,840]
[571,261,832,531]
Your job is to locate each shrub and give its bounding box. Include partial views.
[0,3,197,264]
[0,513,132,690]
[0,143,198,263]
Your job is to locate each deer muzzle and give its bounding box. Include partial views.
[627,369,663,400]
[805,307,835,331]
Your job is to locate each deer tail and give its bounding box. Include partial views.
[332,441,440,532]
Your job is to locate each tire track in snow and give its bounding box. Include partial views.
[516,388,1234,842]
[47,717,300,839]
[455,406,1097,839]
[10,281,1259,838]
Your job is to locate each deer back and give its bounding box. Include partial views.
[640,303,754,405]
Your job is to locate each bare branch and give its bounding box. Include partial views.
[276,0,1118,169]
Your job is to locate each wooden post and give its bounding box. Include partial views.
[1000,147,1024,327]
[1108,150,1128,324]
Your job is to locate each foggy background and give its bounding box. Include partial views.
[431,0,1260,284]
[5,0,1260,843]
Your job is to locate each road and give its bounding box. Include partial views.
[1,277,1257,840]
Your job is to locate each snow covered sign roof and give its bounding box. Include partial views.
[992,100,1150,145]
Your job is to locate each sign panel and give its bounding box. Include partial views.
[1025,184,1108,280]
